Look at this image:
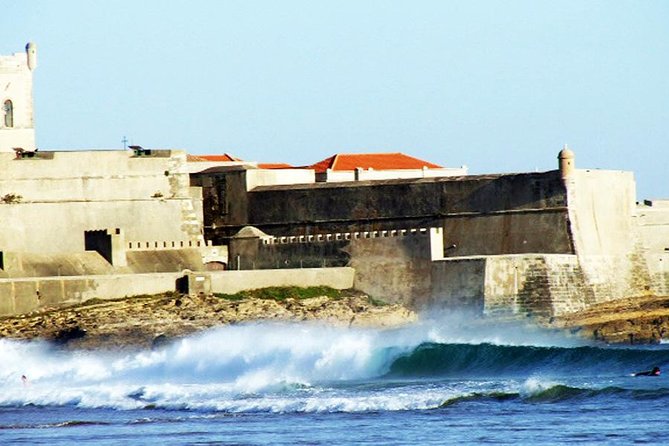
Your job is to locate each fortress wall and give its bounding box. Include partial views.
[246,240,349,270]
[430,258,486,312]
[245,169,315,189]
[481,254,591,318]
[208,267,355,294]
[0,252,115,278]
[347,233,433,307]
[566,170,636,256]
[200,170,570,242]
[442,210,572,256]
[0,272,183,316]
[431,254,592,319]
[635,201,669,294]
[646,254,669,296]
[0,150,192,201]
[245,171,567,226]
[565,169,648,302]
[0,267,355,316]
[0,249,207,278]
[636,201,669,254]
[0,199,202,253]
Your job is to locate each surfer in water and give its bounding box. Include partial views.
[633,366,661,376]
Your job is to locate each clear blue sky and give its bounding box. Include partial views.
[3,1,668,198]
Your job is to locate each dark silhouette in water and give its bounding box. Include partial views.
[633,366,660,376]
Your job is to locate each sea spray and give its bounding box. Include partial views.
[0,319,667,412]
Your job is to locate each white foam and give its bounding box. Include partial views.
[0,319,583,411]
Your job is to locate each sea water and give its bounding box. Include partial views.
[0,316,667,445]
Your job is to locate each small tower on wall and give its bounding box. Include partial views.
[558,144,575,179]
[0,42,37,152]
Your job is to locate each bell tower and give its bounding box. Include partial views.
[0,42,37,152]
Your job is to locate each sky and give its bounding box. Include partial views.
[2,0,668,198]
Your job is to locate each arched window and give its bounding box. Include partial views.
[3,100,13,128]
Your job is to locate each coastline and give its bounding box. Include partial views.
[0,290,416,350]
[2,289,668,349]
[547,294,669,344]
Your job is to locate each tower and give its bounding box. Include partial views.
[558,144,575,178]
[0,42,37,152]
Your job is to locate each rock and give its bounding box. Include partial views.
[51,326,87,345]
[151,333,170,350]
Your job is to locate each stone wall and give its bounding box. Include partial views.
[0,267,355,317]
[208,267,355,294]
[0,45,36,152]
[0,150,204,254]
[200,169,572,255]
[227,227,438,306]
[432,254,595,320]
[0,249,207,278]
[0,272,184,316]
[565,169,652,303]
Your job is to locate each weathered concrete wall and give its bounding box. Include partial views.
[347,233,433,307]
[208,267,355,294]
[443,210,572,256]
[430,254,595,320]
[430,258,486,312]
[246,168,315,189]
[0,249,206,278]
[565,169,649,303]
[0,267,355,316]
[0,272,183,316]
[0,200,200,253]
[635,200,669,295]
[200,169,571,255]
[321,166,468,182]
[0,150,204,254]
[225,228,439,307]
[482,254,593,318]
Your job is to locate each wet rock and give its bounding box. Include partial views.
[52,326,87,345]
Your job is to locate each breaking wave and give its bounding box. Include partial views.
[386,342,669,377]
[0,319,666,413]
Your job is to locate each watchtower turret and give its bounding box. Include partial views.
[558,145,575,178]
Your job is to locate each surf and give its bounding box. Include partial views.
[0,318,666,412]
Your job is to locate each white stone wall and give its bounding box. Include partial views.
[0,150,204,253]
[322,166,468,182]
[565,169,645,301]
[246,168,316,189]
[0,46,36,151]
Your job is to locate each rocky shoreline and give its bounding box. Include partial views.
[1,290,668,350]
[547,294,669,344]
[0,291,416,350]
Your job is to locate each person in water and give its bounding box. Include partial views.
[634,366,661,376]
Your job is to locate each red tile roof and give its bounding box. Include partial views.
[258,163,294,169]
[308,153,442,173]
[191,153,243,162]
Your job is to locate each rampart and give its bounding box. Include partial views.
[0,267,354,316]
[195,168,573,259]
[0,150,203,255]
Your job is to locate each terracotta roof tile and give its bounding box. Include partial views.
[308,152,442,173]
[195,153,243,162]
[258,163,294,169]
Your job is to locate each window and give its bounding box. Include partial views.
[3,100,13,128]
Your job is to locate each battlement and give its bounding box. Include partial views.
[261,227,431,245]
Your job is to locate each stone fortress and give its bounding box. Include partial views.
[1,43,668,320]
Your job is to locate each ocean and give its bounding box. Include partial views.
[0,316,667,445]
